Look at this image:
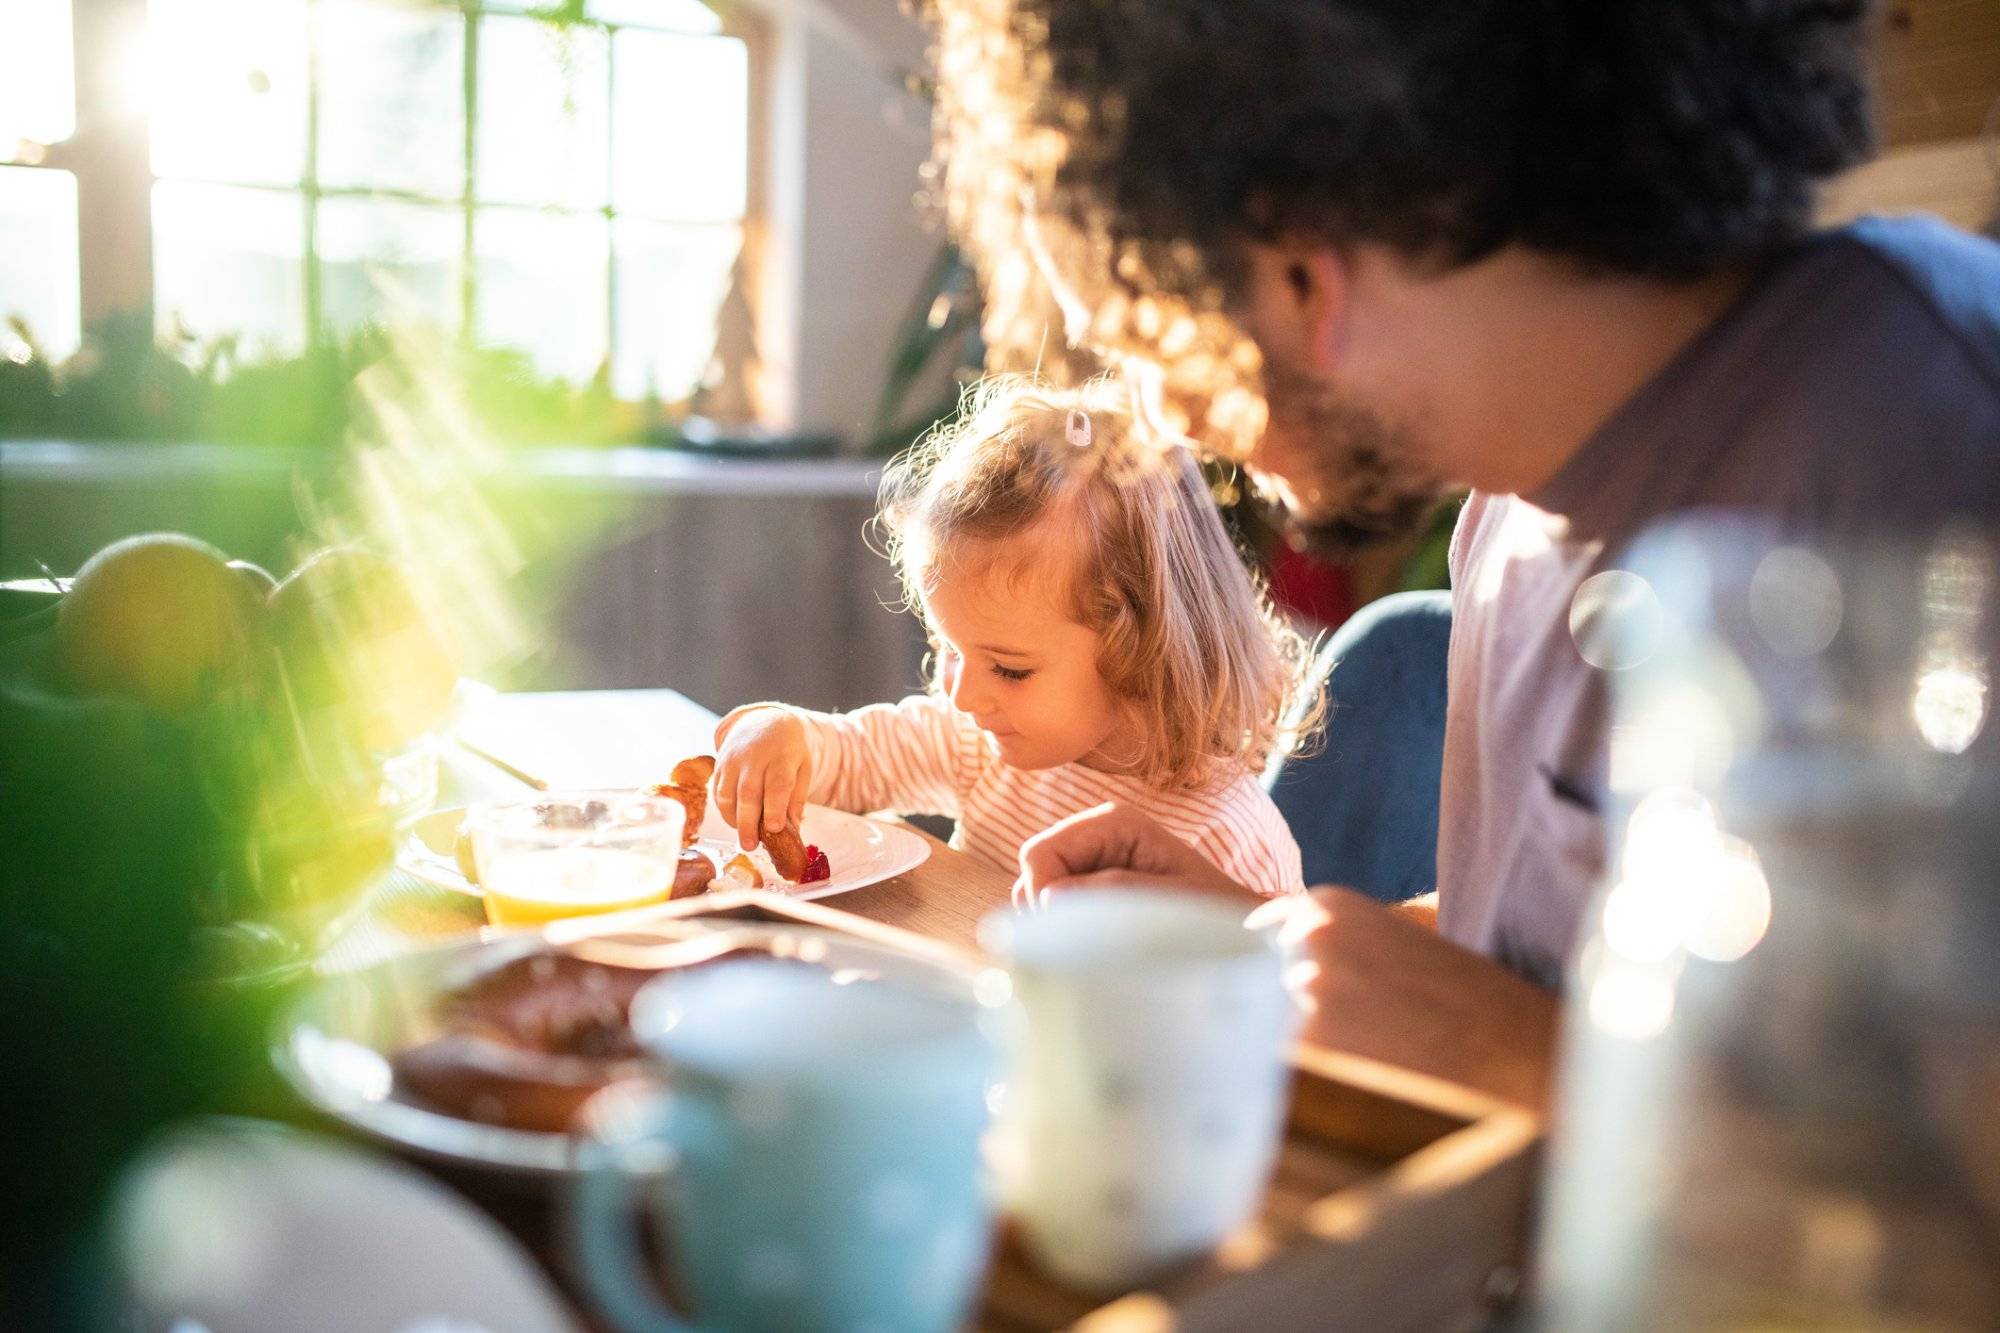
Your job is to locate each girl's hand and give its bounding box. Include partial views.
[714,706,811,851]
[1013,801,1256,908]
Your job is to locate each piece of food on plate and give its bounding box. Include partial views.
[650,752,830,885]
[715,852,764,890]
[390,945,790,1133]
[650,754,714,848]
[391,950,656,1132]
[761,824,832,885]
[440,950,654,1055]
[393,1032,636,1134]
[674,847,719,899]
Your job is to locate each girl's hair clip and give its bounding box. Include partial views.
[1065,409,1093,450]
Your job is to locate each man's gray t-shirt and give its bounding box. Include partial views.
[1436,216,2000,988]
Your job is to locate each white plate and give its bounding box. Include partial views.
[278,922,979,1178]
[398,795,930,904]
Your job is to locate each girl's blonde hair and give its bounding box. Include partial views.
[880,376,1324,790]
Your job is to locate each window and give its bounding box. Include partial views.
[3,0,753,402]
[0,0,81,361]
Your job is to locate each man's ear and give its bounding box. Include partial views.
[1240,239,1346,375]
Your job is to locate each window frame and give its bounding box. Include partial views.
[33,0,763,394]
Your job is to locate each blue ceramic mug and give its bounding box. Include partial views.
[570,935,997,1333]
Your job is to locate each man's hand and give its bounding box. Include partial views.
[1014,802,1259,907]
[1014,803,1558,1113]
[1283,887,1558,1113]
[1392,890,1440,931]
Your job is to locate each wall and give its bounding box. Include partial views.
[748,0,952,443]
[1875,0,2000,149]
[1822,137,1999,234]
[1819,0,2000,234]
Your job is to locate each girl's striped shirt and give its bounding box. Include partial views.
[717,694,1305,895]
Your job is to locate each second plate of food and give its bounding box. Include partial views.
[398,798,931,905]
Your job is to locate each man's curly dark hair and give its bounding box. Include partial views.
[975,0,1877,291]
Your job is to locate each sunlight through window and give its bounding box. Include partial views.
[152,182,305,355]
[613,29,748,221]
[0,1,80,359]
[0,167,81,360]
[4,0,753,402]
[0,0,75,154]
[147,0,307,185]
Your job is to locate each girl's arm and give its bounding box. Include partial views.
[715,694,979,820]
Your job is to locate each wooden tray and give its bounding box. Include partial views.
[979,1045,1538,1332]
[570,890,1544,1333]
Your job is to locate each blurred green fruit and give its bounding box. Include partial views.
[268,546,460,753]
[226,559,281,599]
[56,533,262,714]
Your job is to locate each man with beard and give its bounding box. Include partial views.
[941,0,2000,1102]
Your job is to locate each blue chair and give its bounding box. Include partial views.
[1267,590,1452,903]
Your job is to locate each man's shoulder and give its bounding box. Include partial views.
[1824,215,2000,391]
[1448,491,1568,588]
[1671,216,2000,528]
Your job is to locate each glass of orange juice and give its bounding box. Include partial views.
[467,792,686,928]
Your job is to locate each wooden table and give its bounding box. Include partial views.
[424,688,1551,1106]
[333,687,1553,1111]
[327,688,1550,1329]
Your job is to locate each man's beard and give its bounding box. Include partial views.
[1254,358,1448,562]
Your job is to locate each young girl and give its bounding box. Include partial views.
[714,377,1322,895]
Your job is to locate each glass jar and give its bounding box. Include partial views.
[1536,516,2000,1329]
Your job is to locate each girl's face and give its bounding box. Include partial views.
[921,541,1136,773]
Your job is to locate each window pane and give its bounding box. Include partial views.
[591,0,720,32]
[481,0,722,33]
[474,209,608,383]
[0,0,75,153]
[475,16,608,209]
[611,218,739,401]
[611,32,746,221]
[317,0,464,197]
[0,0,74,152]
[147,0,308,184]
[0,167,81,360]
[318,196,462,335]
[153,181,305,355]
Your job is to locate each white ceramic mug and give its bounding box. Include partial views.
[978,889,1301,1290]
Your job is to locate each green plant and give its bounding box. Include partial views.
[0,611,311,1326]
[866,245,984,456]
[0,316,659,449]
